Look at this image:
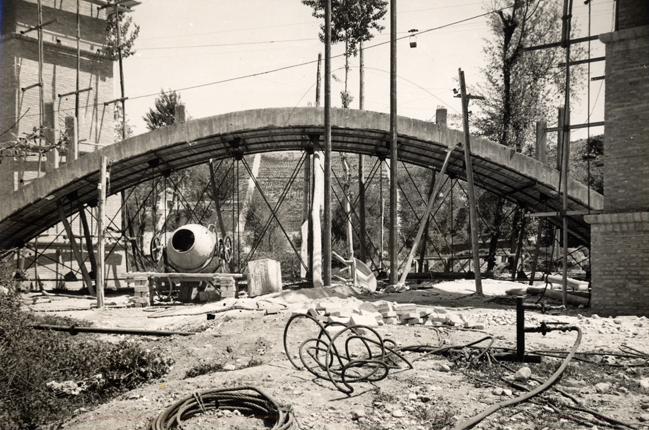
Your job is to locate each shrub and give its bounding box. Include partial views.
[0,260,174,429]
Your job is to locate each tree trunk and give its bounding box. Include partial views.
[486,196,504,272]
[509,205,523,271]
[418,171,436,272]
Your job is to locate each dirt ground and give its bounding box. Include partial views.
[25,279,649,430]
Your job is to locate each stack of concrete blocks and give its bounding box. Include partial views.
[218,276,237,299]
[130,275,150,307]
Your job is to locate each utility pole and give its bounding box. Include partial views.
[560,0,574,308]
[358,42,367,262]
[389,0,398,286]
[323,0,332,286]
[458,69,484,296]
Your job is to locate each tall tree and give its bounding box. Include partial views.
[143,89,183,131]
[473,0,582,272]
[302,0,387,107]
[103,9,140,61]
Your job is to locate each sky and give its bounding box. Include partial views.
[120,0,616,141]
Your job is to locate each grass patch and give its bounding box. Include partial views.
[185,361,225,379]
[0,261,174,430]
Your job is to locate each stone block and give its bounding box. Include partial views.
[394,304,417,314]
[381,310,398,318]
[359,302,378,313]
[247,259,282,297]
[327,316,350,325]
[330,309,353,318]
[399,312,420,320]
[376,302,394,313]
[349,314,379,327]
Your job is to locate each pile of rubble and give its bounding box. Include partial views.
[299,297,484,329]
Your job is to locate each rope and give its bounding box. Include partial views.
[149,386,298,430]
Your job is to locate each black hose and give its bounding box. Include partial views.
[149,386,297,430]
[31,324,195,336]
[283,313,413,394]
[453,326,582,430]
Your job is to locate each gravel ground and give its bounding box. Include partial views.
[27,279,649,430]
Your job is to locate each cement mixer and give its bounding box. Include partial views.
[150,224,232,273]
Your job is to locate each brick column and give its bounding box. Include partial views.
[585,0,649,316]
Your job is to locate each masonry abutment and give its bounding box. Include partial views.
[585,0,649,316]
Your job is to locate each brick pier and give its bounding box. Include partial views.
[585,0,649,316]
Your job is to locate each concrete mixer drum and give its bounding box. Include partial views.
[150,224,232,272]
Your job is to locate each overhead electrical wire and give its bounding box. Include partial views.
[136,0,490,44]
[137,37,316,50]
[3,6,515,124]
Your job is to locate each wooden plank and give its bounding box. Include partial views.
[399,144,458,285]
[127,272,244,280]
[96,156,107,309]
[57,200,95,295]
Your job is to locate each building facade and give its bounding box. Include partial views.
[1,0,126,289]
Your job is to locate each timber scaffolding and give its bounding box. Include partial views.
[4,0,603,310]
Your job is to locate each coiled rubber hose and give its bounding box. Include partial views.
[149,386,298,429]
[283,313,413,394]
[453,326,582,430]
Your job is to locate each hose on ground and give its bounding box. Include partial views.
[149,386,298,430]
[453,325,582,430]
[283,313,413,394]
[399,336,494,364]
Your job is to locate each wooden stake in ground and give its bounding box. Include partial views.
[458,68,484,296]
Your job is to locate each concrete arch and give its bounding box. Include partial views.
[0,107,602,250]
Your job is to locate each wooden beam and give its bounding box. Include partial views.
[58,87,92,98]
[96,155,107,308]
[75,197,98,277]
[558,56,605,67]
[19,18,57,34]
[546,121,605,133]
[525,210,602,217]
[300,150,311,279]
[523,35,599,51]
[208,160,227,238]
[309,135,323,288]
[399,144,457,286]
[458,68,483,295]
[57,200,95,295]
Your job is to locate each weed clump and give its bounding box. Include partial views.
[0,260,173,429]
